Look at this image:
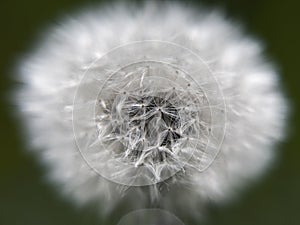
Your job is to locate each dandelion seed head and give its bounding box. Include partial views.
[17,2,288,218]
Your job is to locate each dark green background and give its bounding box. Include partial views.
[0,0,299,225]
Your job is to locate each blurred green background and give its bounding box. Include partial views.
[0,0,299,225]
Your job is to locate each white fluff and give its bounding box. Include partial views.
[16,2,288,219]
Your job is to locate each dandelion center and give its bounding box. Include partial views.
[116,95,182,164]
[95,61,211,170]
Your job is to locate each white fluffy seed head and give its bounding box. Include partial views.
[16,1,288,219]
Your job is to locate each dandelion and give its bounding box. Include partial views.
[17,2,288,220]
